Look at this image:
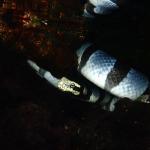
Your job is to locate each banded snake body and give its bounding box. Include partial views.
[27,0,149,111]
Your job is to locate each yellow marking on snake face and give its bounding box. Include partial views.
[58,77,81,96]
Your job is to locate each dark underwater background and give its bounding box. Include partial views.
[0,0,150,150]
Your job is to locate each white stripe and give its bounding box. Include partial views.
[44,72,60,88]
[76,43,92,66]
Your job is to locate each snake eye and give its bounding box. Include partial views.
[70,83,75,88]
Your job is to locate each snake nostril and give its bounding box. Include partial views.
[72,85,81,92]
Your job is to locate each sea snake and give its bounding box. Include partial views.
[27,42,149,111]
[27,0,149,111]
